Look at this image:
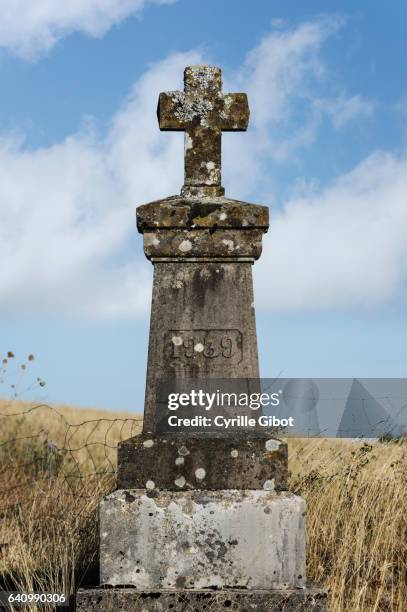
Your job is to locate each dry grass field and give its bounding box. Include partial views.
[0,397,405,611]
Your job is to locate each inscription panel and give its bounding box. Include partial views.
[164,329,243,371]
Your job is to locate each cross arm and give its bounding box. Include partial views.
[157,92,185,131]
[220,93,250,131]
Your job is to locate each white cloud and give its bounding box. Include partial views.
[255,151,407,311]
[313,94,374,129]
[0,50,200,318]
[394,91,407,116]
[1,17,395,320]
[0,0,175,59]
[222,17,374,197]
[237,17,340,129]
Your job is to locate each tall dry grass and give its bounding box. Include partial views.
[289,438,406,611]
[0,398,405,611]
[0,398,141,610]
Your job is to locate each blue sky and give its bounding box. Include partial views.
[1,0,407,412]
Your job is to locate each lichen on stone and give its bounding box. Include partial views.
[187,65,220,91]
[172,92,214,127]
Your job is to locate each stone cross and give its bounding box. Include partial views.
[76,64,328,612]
[158,65,249,197]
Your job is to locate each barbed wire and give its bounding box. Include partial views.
[0,401,142,517]
[0,399,404,515]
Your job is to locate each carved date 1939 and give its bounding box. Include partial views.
[164,329,242,365]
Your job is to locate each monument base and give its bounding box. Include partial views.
[76,586,328,611]
[100,489,306,589]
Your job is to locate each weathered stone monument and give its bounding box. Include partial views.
[76,66,327,611]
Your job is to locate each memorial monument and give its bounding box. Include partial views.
[76,65,327,611]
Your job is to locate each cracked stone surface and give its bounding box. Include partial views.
[137,195,269,231]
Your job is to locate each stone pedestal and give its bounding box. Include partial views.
[100,490,306,590]
[78,486,328,610]
[137,194,268,433]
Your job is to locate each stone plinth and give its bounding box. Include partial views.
[118,433,288,490]
[76,586,329,611]
[100,490,306,590]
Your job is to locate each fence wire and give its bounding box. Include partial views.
[0,401,142,513]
